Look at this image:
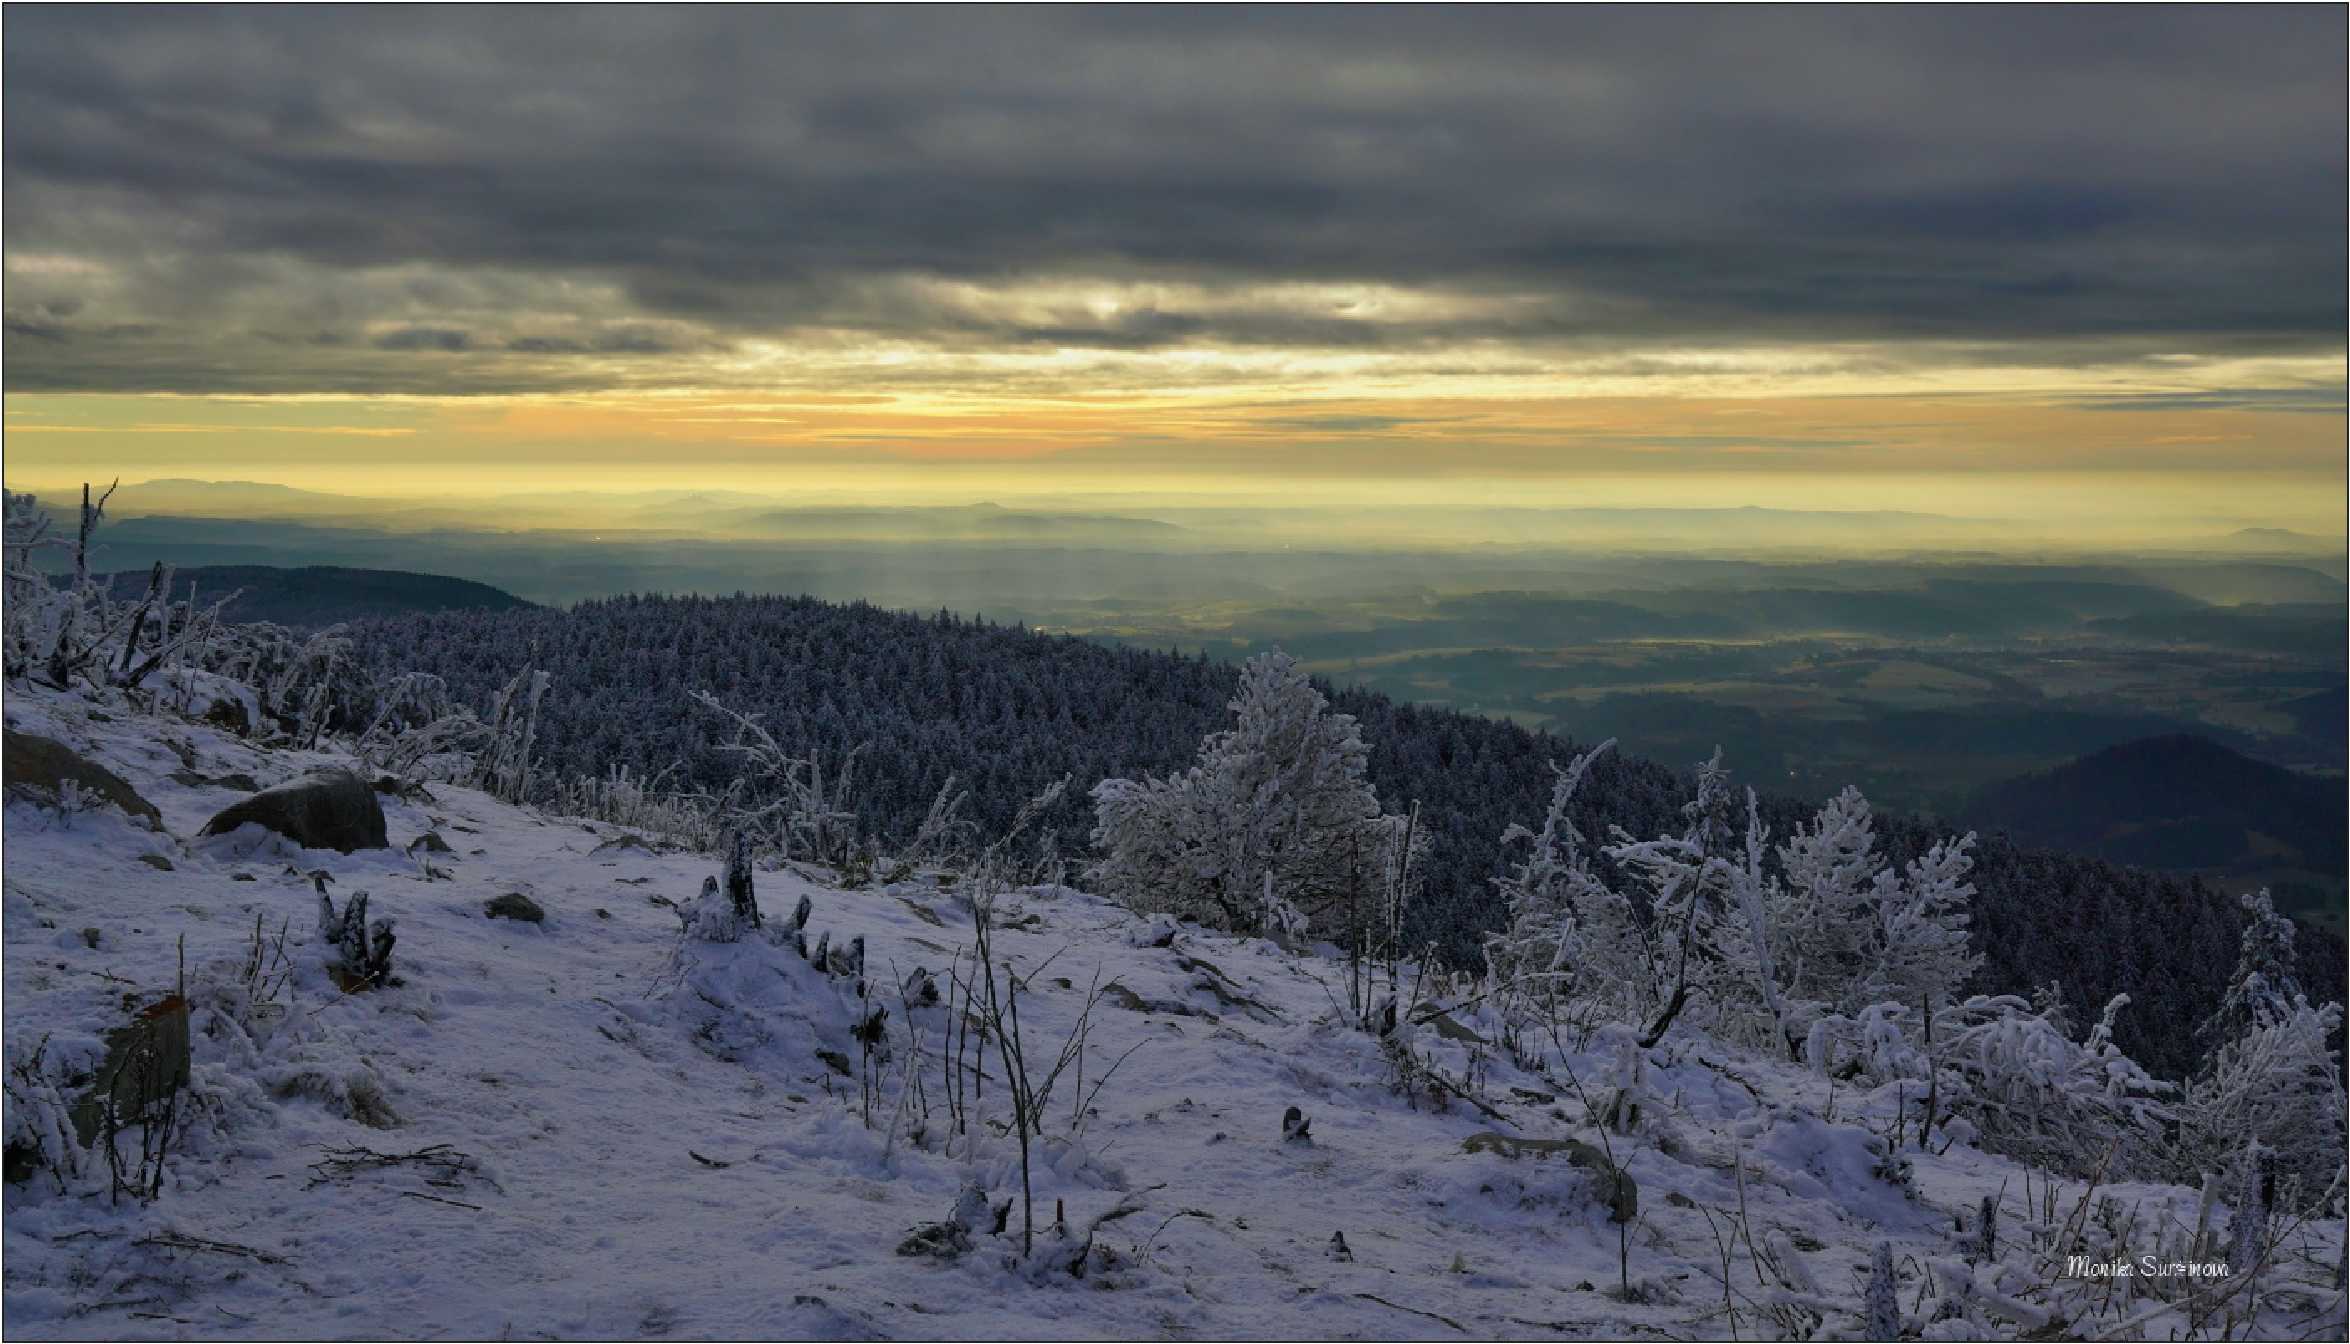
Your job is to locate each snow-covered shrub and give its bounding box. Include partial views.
[1935,994,2171,1176]
[1802,992,2172,1178]
[1088,650,1407,938]
[1,488,72,681]
[354,674,497,787]
[4,483,242,698]
[907,774,973,866]
[1801,1000,1929,1085]
[471,664,549,804]
[253,627,360,746]
[4,483,115,688]
[548,762,723,849]
[693,689,868,866]
[2173,996,2345,1211]
[3,1035,90,1191]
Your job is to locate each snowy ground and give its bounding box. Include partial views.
[4,682,2343,1341]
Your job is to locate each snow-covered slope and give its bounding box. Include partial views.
[4,684,2342,1341]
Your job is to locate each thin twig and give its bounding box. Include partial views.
[133,1234,289,1264]
[1354,1292,1467,1333]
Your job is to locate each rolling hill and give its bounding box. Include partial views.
[1968,734,2346,930]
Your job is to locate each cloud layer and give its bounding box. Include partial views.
[4,8,2343,396]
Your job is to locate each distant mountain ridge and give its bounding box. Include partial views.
[96,564,533,627]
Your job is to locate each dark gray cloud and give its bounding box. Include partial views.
[3,6,2341,393]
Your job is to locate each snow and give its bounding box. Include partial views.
[4,681,2343,1340]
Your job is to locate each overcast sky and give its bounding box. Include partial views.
[4,6,2342,523]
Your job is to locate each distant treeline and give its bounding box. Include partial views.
[92,565,533,627]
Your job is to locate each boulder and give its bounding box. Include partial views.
[1462,1132,1638,1223]
[199,768,387,853]
[1417,1008,1491,1045]
[202,697,252,736]
[485,892,545,923]
[69,995,192,1146]
[2,730,162,827]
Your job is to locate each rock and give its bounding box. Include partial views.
[407,831,455,854]
[371,775,434,803]
[1282,1106,1312,1143]
[2,730,162,827]
[1102,980,1208,1020]
[69,994,192,1146]
[202,697,252,736]
[1417,1009,1491,1045]
[199,768,387,853]
[485,892,545,923]
[1461,1132,1637,1223]
[80,927,101,949]
[136,854,173,871]
[896,1220,973,1259]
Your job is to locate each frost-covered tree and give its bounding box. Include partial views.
[1719,788,1797,1049]
[1772,786,1885,1015]
[1089,650,1399,937]
[1767,785,1980,1023]
[1483,739,1615,1010]
[1598,749,1746,1043]
[1862,833,1982,1012]
[2202,888,2304,1047]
